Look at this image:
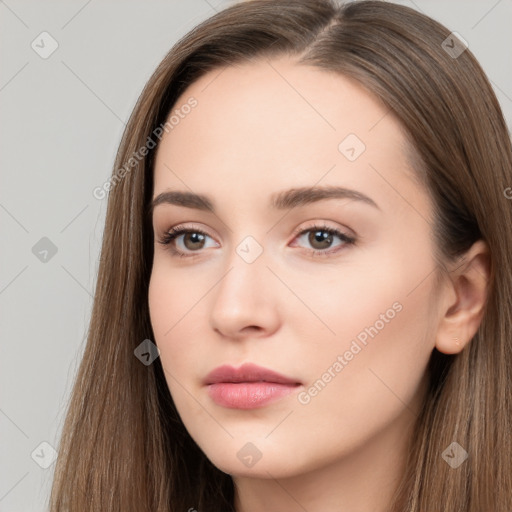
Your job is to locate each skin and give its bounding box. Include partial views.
[148,56,489,512]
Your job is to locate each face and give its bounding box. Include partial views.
[148,56,442,479]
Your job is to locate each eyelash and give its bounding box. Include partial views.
[157,223,356,259]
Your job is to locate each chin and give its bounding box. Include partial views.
[198,439,312,480]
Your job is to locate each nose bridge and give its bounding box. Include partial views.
[217,232,268,303]
[209,231,279,335]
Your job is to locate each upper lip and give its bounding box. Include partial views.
[204,363,301,386]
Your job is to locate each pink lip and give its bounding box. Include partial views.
[204,363,302,409]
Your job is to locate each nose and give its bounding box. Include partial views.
[209,246,281,341]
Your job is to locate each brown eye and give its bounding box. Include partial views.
[292,224,356,257]
[158,223,355,259]
[308,229,335,250]
[182,232,207,251]
[157,226,216,257]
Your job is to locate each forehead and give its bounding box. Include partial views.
[165,57,396,148]
[152,56,428,220]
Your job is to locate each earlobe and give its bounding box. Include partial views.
[436,332,468,355]
[434,240,491,355]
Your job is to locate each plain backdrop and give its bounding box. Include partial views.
[1,0,511,510]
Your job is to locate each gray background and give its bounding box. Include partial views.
[1,0,511,510]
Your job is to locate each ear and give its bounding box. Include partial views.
[435,240,491,355]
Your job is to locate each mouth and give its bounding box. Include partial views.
[204,363,302,409]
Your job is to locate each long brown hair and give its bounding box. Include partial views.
[49,1,512,510]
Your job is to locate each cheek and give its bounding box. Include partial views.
[295,245,437,436]
[148,264,173,343]
[284,233,434,356]
[148,260,209,385]
[148,256,205,340]
[299,294,433,458]
[148,267,217,442]
[148,263,185,369]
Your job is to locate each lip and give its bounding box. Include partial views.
[204,363,300,386]
[204,363,302,409]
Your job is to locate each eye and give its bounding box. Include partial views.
[156,222,356,258]
[157,224,217,258]
[291,223,356,257]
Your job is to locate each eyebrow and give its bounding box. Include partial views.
[149,185,380,215]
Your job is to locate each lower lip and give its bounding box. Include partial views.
[207,382,299,409]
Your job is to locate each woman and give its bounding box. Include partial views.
[49,1,512,510]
